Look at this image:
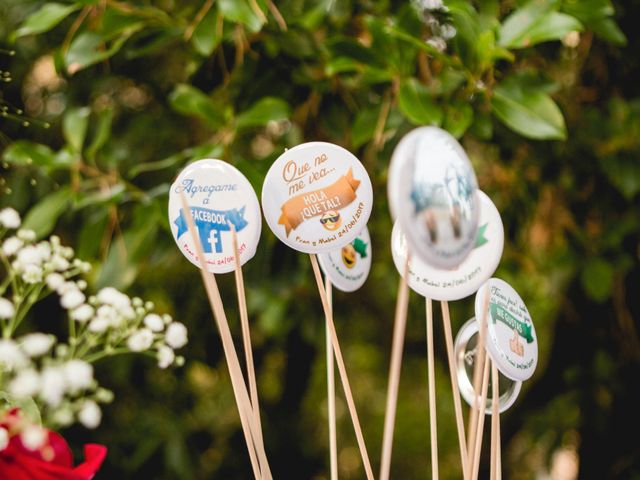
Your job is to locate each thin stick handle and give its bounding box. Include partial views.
[179,194,267,480]
[379,256,411,480]
[309,254,374,480]
[426,297,439,480]
[440,301,469,480]
[496,410,502,480]
[467,284,490,466]
[490,363,499,480]
[470,356,491,480]
[326,278,338,480]
[230,226,263,431]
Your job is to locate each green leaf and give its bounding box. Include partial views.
[63,106,91,152]
[499,1,583,49]
[491,80,566,140]
[86,107,114,161]
[352,107,379,149]
[444,102,474,138]
[581,258,614,302]
[398,78,443,126]
[168,84,225,128]
[235,97,290,129]
[3,141,56,168]
[12,2,81,39]
[22,188,71,238]
[65,29,136,74]
[191,7,221,56]
[590,18,627,45]
[218,0,265,33]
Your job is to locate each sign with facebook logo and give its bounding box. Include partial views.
[168,159,262,274]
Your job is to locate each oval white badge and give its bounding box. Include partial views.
[391,190,503,301]
[261,142,373,254]
[475,278,538,382]
[168,159,262,274]
[388,127,480,269]
[318,226,372,292]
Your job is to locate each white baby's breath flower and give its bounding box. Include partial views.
[0,207,21,229]
[52,407,74,427]
[88,317,109,333]
[0,339,28,370]
[78,400,102,429]
[57,281,77,295]
[17,229,36,242]
[16,245,43,266]
[60,289,85,310]
[0,298,15,319]
[71,304,94,323]
[165,322,188,349]
[22,264,43,284]
[49,254,69,272]
[127,328,153,352]
[144,314,164,332]
[440,24,457,40]
[0,427,8,451]
[157,346,175,369]
[64,359,94,392]
[162,314,172,325]
[39,366,67,407]
[76,280,87,290]
[21,425,47,451]
[20,333,55,357]
[2,236,22,256]
[45,273,65,291]
[35,242,52,262]
[97,287,130,310]
[427,36,447,52]
[9,368,41,398]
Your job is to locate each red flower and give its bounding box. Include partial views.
[0,411,106,480]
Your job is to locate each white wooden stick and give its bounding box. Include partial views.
[426,297,439,480]
[309,254,374,480]
[467,285,490,468]
[490,363,499,480]
[230,225,268,478]
[440,301,469,480]
[179,193,268,480]
[326,277,338,480]
[470,356,491,480]
[379,256,411,480]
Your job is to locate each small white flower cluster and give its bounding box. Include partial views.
[0,208,188,431]
[2,229,90,286]
[412,0,457,52]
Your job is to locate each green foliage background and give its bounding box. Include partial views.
[1,0,639,478]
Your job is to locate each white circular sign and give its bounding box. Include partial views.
[475,278,538,382]
[390,190,503,301]
[261,142,373,253]
[168,159,262,274]
[318,226,372,292]
[388,127,480,269]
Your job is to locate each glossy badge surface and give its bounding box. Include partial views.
[168,159,261,274]
[318,226,371,292]
[475,278,538,382]
[388,127,479,269]
[391,190,503,301]
[261,142,373,254]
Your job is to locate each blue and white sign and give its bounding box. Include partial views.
[168,159,262,274]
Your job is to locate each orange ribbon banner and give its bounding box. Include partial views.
[278,168,361,236]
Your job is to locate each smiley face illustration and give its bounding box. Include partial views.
[341,244,357,268]
[320,210,342,231]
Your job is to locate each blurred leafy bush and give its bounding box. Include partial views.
[0,0,638,478]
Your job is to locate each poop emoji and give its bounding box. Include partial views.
[320,210,342,231]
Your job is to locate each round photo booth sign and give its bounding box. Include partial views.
[168,159,262,274]
[261,142,373,254]
[318,226,372,292]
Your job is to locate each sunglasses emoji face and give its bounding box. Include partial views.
[320,210,342,231]
[341,244,357,269]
